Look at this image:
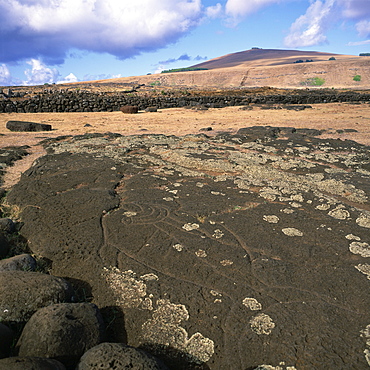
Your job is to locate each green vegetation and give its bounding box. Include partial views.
[359,53,370,56]
[329,57,336,60]
[300,77,325,86]
[353,75,361,82]
[161,67,208,73]
[293,59,314,64]
[149,81,161,86]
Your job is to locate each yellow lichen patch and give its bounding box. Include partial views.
[349,242,370,257]
[356,212,370,228]
[263,215,280,224]
[355,264,370,280]
[250,313,275,335]
[242,297,262,311]
[142,299,214,364]
[282,228,303,237]
[102,267,152,309]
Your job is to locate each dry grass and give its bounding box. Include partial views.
[1,103,370,189]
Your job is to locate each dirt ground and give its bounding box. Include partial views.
[1,102,370,189]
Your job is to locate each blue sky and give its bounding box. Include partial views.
[1,0,370,86]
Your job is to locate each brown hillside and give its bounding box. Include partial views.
[189,48,352,69]
[81,49,370,89]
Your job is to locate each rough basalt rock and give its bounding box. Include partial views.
[17,303,105,369]
[0,271,73,321]
[5,129,370,369]
[77,342,168,370]
[0,357,66,369]
[6,121,52,132]
[0,253,37,271]
[120,105,139,114]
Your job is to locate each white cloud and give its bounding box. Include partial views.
[0,0,207,64]
[225,0,282,20]
[23,59,60,85]
[0,64,12,86]
[57,72,79,84]
[347,39,370,46]
[339,0,370,20]
[206,3,222,19]
[356,20,370,38]
[284,0,335,48]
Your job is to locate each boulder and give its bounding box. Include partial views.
[0,253,37,271]
[17,303,105,368]
[145,106,158,112]
[0,357,66,369]
[0,322,14,358]
[120,105,139,114]
[0,271,73,321]
[77,343,168,370]
[0,218,15,233]
[6,121,52,132]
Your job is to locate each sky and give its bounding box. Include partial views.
[1,0,370,86]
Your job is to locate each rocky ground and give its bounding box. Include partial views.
[0,115,369,368]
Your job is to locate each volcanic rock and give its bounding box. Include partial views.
[0,254,37,271]
[0,357,66,369]
[6,121,52,132]
[120,105,139,114]
[0,271,73,321]
[77,343,168,370]
[17,303,105,369]
[5,129,370,369]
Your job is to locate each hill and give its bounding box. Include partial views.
[85,48,370,89]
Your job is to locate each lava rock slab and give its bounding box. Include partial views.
[5,130,370,369]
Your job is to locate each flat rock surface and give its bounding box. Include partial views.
[5,128,370,369]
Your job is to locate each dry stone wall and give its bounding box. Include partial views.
[1,89,370,113]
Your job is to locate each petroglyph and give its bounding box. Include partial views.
[9,128,370,368]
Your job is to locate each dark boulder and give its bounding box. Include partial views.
[0,253,37,271]
[77,342,168,370]
[0,271,73,321]
[120,105,139,114]
[0,357,66,369]
[145,106,158,112]
[0,218,15,233]
[6,121,52,132]
[17,303,105,369]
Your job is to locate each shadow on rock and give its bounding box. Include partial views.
[100,305,127,344]
[140,343,211,370]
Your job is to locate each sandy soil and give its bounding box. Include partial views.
[1,102,370,189]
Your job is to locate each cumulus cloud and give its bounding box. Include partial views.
[0,0,213,64]
[339,0,370,20]
[23,59,60,86]
[0,64,12,86]
[284,0,336,48]
[57,72,79,84]
[225,0,282,22]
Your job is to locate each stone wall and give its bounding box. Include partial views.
[1,89,370,113]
